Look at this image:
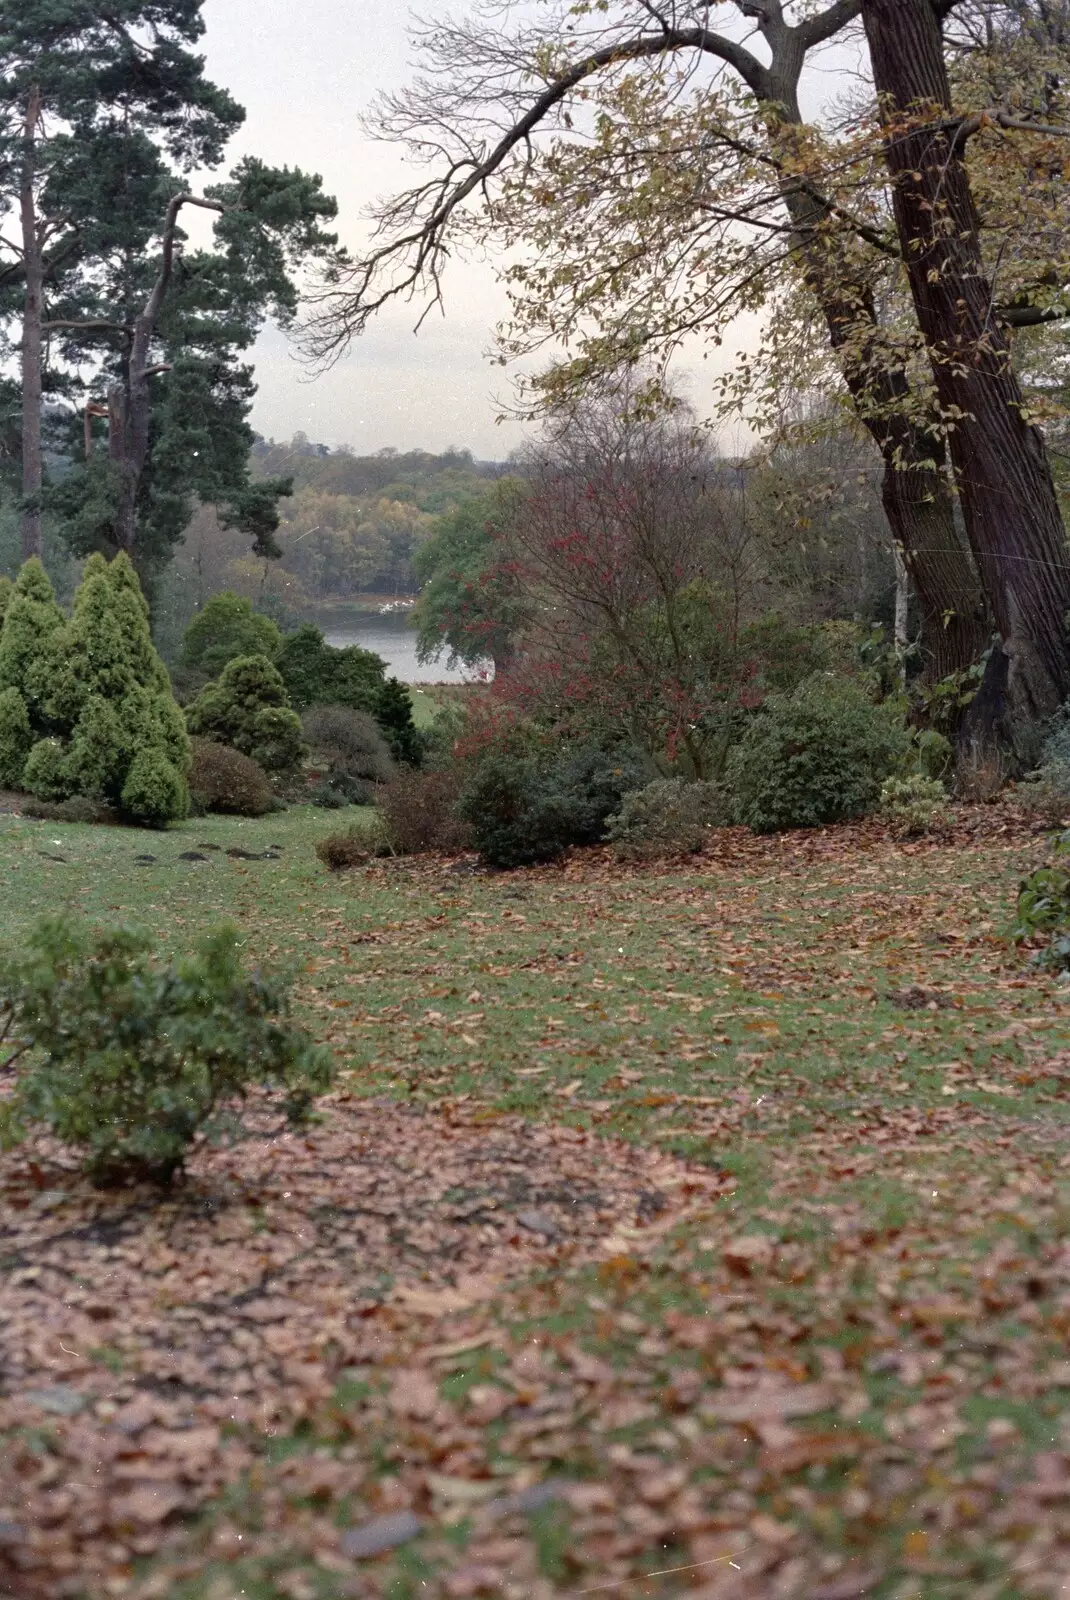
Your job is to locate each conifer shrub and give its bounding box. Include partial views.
[181,592,282,678]
[0,687,32,789]
[185,654,306,773]
[0,554,190,825]
[725,675,910,834]
[188,738,275,817]
[0,558,66,726]
[0,575,14,626]
[606,778,729,861]
[0,919,334,1186]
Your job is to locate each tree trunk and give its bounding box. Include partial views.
[19,85,44,563]
[775,179,991,683]
[862,0,1070,737]
[894,540,909,662]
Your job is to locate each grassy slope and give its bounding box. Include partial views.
[2,806,1070,1598]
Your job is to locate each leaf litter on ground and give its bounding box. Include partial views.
[1,803,1070,1598]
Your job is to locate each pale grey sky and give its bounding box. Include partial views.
[197,1,863,460]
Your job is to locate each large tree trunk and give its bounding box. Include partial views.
[775,177,991,683]
[19,86,44,563]
[862,0,1070,739]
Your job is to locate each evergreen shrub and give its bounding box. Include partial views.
[181,592,282,677]
[0,555,190,824]
[0,919,334,1185]
[185,654,306,773]
[458,739,651,867]
[275,623,421,762]
[725,675,910,834]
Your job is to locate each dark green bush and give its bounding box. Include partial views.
[0,686,32,789]
[185,654,307,773]
[0,919,334,1185]
[181,592,282,678]
[188,738,274,817]
[725,675,910,834]
[458,740,652,867]
[1015,832,1070,970]
[275,624,421,762]
[302,704,394,785]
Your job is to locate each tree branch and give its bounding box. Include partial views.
[142,193,225,332]
[42,319,132,333]
[796,0,865,51]
[307,25,776,357]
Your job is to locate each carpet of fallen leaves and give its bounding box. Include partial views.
[2,805,1070,1600]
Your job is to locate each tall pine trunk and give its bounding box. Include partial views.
[19,85,44,563]
[862,0,1070,739]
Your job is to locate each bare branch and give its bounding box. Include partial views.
[305,22,773,361]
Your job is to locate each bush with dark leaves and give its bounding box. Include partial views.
[725,675,909,834]
[458,740,652,868]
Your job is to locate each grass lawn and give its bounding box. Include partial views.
[2,803,1070,1599]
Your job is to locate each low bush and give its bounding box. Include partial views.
[0,920,334,1185]
[1014,707,1070,825]
[188,738,274,817]
[879,775,950,838]
[606,778,729,861]
[458,740,652,868]
[302,704,394,785]
[21,795,119,824]
[1015,832,1070,970]
[725,675,910,834]
[315,823,385,870]
[306,774,374,809]
[379,766,472,855]
[186,654,307,774]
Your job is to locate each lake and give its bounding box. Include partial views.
[321,608,492,684]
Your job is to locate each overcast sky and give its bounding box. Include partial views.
[197,1,863,460]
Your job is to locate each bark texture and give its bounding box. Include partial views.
[763,46,990,684]
[862,0,1070,732]
[19,86,44,562]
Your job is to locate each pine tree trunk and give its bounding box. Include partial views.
[862,0,1070,735]
[19,86,44,563]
